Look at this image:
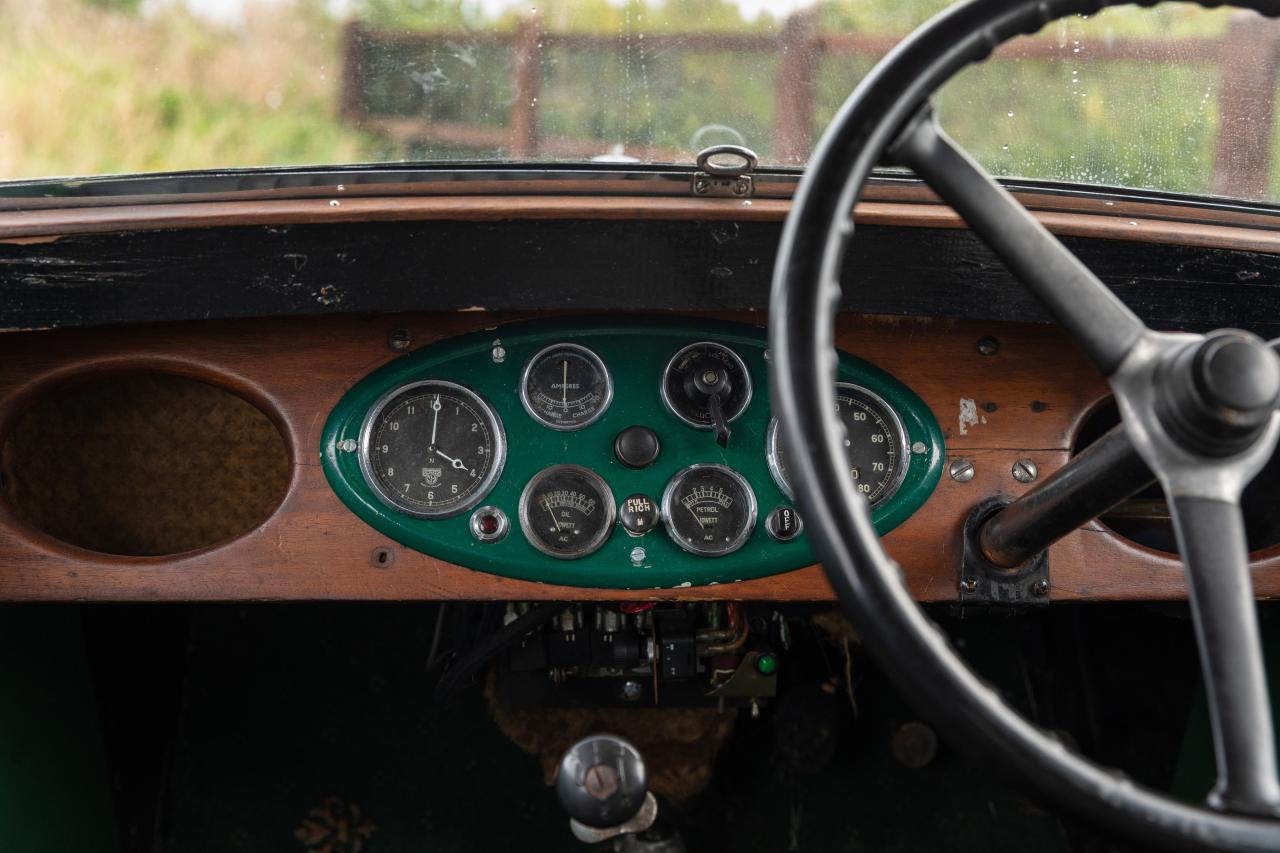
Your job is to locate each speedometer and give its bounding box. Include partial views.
[766,383,907,506]
[359,379,505,519]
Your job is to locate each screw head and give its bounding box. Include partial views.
[977,336,1001,356]
[630,546,647,564]
[388,329,412,351]
[338,438,358,453]
[911,440,927,455]
[694,178,710,194]
[960,578,978,593]
[948,459,975,483]
[583,764,621,800]
[619,680,643,702]
[491,344,507,364]
[1012,458,1038,484]
[733,179,749,196]
[1032,579,1050,597]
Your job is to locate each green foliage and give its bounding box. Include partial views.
[81,0,142,12]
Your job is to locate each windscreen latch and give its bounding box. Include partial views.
[691,145,758,199]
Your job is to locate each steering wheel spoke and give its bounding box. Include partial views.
[886,107,1147,375]
[1169,496,1280,816]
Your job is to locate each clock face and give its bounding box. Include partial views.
[360,380,505,519]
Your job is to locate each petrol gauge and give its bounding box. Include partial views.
[519,464,616,559]
[662,464,758,557]
[520,343,613,430]
[766,382,908,506]
[359,379,505,519]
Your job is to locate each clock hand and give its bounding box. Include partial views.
[430,395,441,446]
[562,359,568,406]
[434,449,467,470]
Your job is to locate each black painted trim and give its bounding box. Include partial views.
[3,218,1280,334]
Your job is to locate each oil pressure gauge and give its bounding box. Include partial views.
[520,343,613,430]
[519,464,616,559]
[662,464,757,557]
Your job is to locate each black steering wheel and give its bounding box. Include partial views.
[769,1,1280,850]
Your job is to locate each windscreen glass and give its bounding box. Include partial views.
[2,1,1274,202]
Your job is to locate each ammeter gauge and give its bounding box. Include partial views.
[520,343,613,430]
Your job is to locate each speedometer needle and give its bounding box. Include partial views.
[434,449,467,470]
[562,360,568,405]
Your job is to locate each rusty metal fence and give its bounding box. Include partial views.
[342,11,1280,198]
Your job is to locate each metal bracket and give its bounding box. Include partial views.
[569,791,659,844]
[691,145,757,198]
[958,497,1050,609]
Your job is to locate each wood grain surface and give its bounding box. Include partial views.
[5,189,1280,256]
[0,311,1275,602]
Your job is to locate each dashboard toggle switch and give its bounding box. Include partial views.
[765,505,803,542]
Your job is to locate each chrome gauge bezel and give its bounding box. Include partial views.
[519,342,615,431]
[659,341,753,430]
[518,463,617,560]
[358,379,507,520]
[765,382,910,507]
[661,463,758,557]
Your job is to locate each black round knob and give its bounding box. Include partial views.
[614,425,661,469]
[684,357,733,403]
[556,734,648,829]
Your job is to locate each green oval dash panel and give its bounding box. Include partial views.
[321,317,944,589]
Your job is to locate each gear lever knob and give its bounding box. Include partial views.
[556,734,648,829]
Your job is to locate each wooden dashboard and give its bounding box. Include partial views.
[0,309,1275,602]
[1,182,1279,602]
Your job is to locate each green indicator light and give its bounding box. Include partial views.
[755,653,778,676]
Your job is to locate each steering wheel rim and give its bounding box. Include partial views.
[769,1,1280,850]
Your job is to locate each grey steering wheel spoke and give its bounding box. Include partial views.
[1109,328,1280,815]
[887,107,1147,376]
[1168,495,1280,816]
